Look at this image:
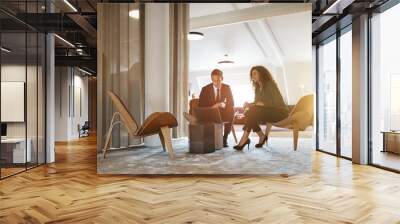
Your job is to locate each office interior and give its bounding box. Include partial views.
[0,0,400,222]
[96,3,313,174]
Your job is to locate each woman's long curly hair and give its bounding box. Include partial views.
[250,66,276,90]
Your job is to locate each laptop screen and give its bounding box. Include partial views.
[1,123,7,137]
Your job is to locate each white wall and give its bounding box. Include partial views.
[284,61,313,104]
[1,64,47,164]
[1,65,40,137]
[55,67,89,141]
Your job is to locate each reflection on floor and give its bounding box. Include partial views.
[373,150,400,171]
[0,163,43,179]
[98,130,313,175]
[0,167,25,178]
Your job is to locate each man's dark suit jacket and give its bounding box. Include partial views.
[198,83,234,122]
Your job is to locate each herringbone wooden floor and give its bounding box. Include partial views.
[1,135,400,224]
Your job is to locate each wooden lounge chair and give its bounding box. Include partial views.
[264,94,314,151]
[103,91,178,159]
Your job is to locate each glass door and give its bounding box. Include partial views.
[317,36,337,154]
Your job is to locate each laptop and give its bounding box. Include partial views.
[193,107,222,123]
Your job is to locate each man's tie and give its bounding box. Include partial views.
[216,88,220,102]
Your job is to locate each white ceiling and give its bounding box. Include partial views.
[189,3,311,72]
[266,11,312,63]
[189,3,235,18]
[189,22,267,72]
[189,3,262,18]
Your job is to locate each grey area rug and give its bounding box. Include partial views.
[97,136,312,175]
[97,137,313,175]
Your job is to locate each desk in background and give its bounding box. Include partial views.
[1,138,32,165]
[382,131,400,154]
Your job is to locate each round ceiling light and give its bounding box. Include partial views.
[129,9,140,19]
[218,54,234,64]
[188,31,204,40]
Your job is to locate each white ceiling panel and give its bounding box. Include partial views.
[189,22,267,72]
[266,11,312,62]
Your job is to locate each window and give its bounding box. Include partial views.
[340,28,352,158]
[317,37,337,154]
[370,3,400,171]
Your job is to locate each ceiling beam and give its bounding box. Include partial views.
[55,55,96,69]
[312,15,334,33]
[190,3,311,30]
[230,3,284,61]
[322,0,355,14]
[67,14,97,39]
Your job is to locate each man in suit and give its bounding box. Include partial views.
[199,69,234,147]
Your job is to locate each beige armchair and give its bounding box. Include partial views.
[103,91,178,159]
[265,94,314,151]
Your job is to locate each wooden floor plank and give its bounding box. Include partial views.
[0,135,400,223]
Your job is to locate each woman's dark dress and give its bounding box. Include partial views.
[242,81,289,132]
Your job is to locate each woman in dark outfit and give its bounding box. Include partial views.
[233,66,289,150]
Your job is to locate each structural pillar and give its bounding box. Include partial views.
[144,4,170,147]
[46,32,55,163]
[352,14,369,164]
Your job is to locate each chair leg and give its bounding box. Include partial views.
[159,132,166,152]
[293,128,299,151]
[231,125,238,144]
[103,123,113,159]
[103,112,119,159]
[265,123,273,145]
[160,126,175,159]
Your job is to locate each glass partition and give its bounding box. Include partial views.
[0,31,28,177]
[0,1,46,179]
[370,3,400,171]
[317,36,337,154]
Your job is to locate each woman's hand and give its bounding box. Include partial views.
[254,102,265,107]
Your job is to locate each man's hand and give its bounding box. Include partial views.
[212,102,226,108]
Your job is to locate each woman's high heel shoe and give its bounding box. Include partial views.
[255,135,268,148]
[233,139,251,151]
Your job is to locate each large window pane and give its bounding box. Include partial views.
[318,37,337,154]
[1,31,28,178]
[340,29,352,158]
[0,1,46,179]
[371,3,400,171]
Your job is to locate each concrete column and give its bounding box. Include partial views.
[144,4,170,147]
[352,14,369,164]
[46,32,55,163]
